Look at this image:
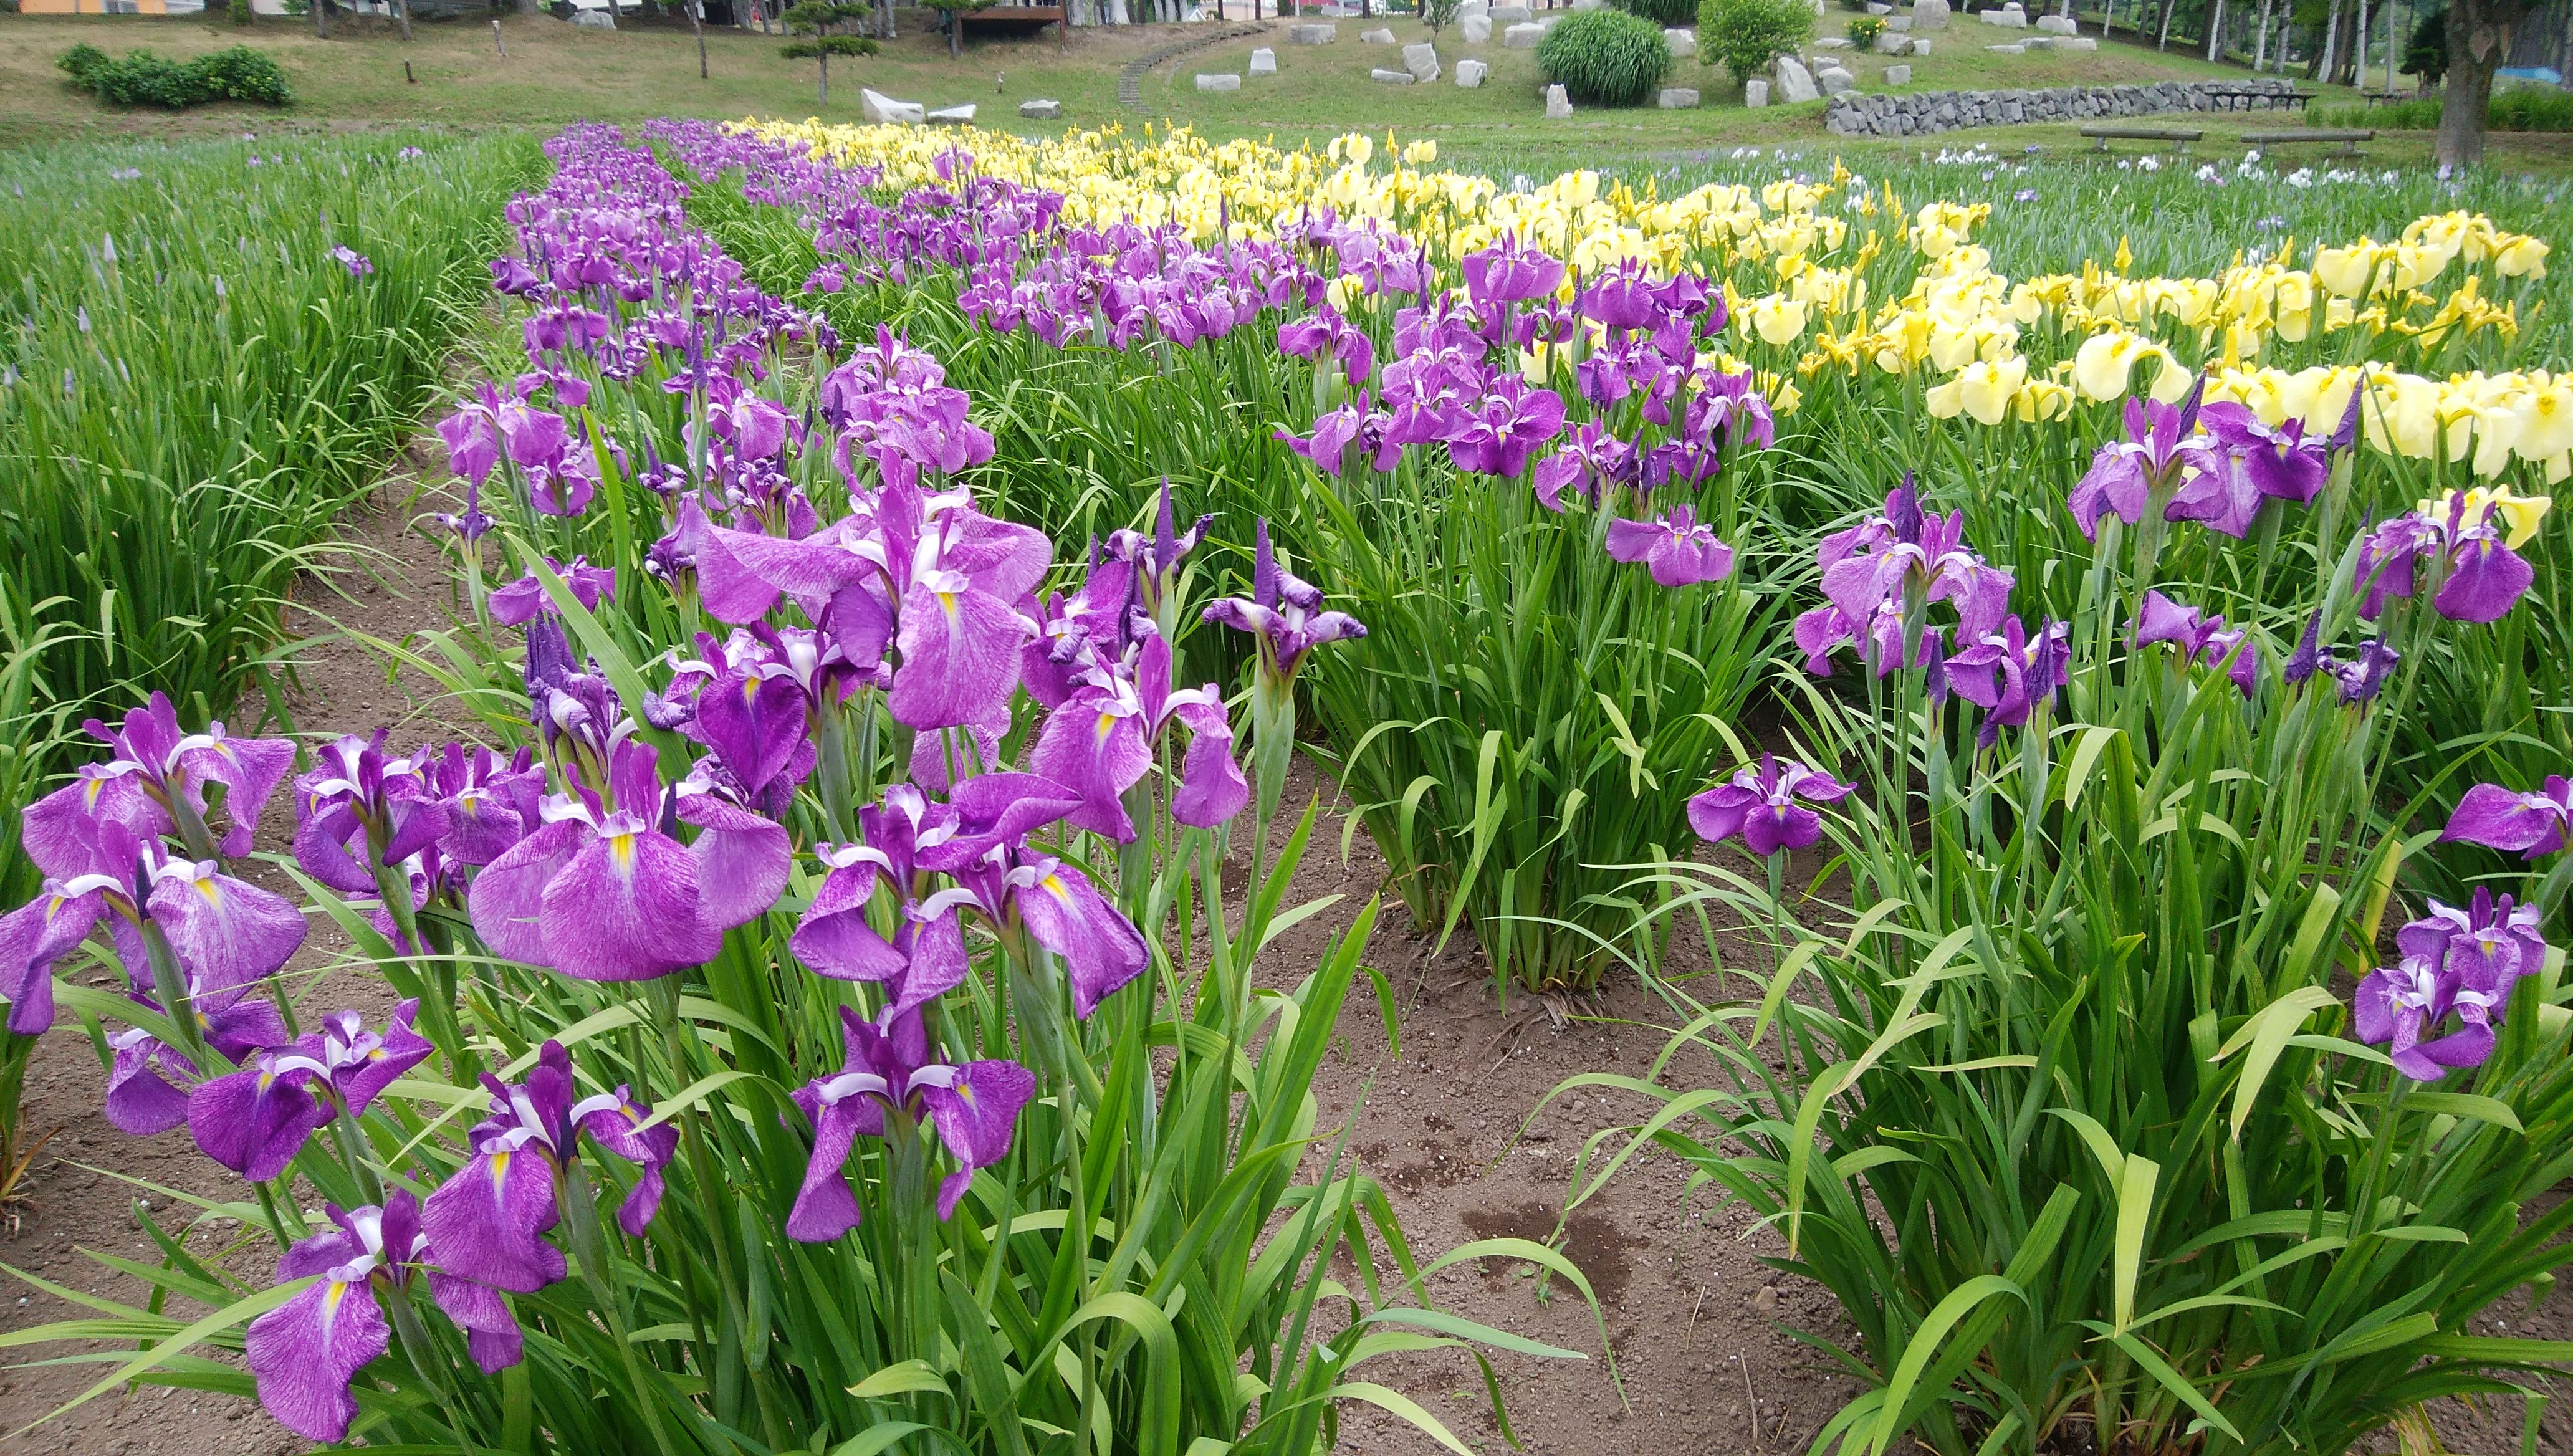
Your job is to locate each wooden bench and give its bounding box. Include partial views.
[2081,124,2205,153]
[2202,86,2312,112]
[2240,127,2374,156]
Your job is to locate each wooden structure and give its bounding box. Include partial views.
[2079,124,2205,152]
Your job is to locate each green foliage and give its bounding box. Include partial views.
[54,44,292,109]
[1422,0,1462,33]
[2402,3,2446,84]
[1536,8,1674,106]
[1699,0,1818,82]
[0,129,537,906]
[55,42,109,84]
[229,0,253,24]
[2315,87,2573,131]
[783,0,870,30]
[1847,12,1886,47]
[1612,0,1698,29]
[780,33,879,55]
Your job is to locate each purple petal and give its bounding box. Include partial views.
[540,828,721,982]
[420,1147,567,1293]
[244,1275,389,1443]
[677,795,791,932]
[1014,863,1148,1018]
[147,866,308,1001]
[188,1066,330,1182]
[428,1272,525,1373]
[891,583,1026,731]
[467,818,586,969]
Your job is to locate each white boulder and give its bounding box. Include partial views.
[1910,36,1932,52]
[1403,40,1441,78]
[1910,0,1949,27]
[1817,63,1856,93]
[1773,54,1818,100]
[1195,72,1241,90]
[1289,21,1336,41]
[1545,82,1572,117]
[1657,86,1699,106]
[1745,77,1770,105]
[861,88,926,124]
[2035,11,2075,29]
[1019,97,1063,118]
[1872,28,1910,50]
[1489,3,1532,21]
[1455,56,1488,84]
[1883,61,1910,81]
[926,103,976,123]
[1370,66,1416,82]
[2051,33,2097,46]
[1462,13,1492,41]
[1503,21,1546,45]
[1248,46,1277,73]
[1664,26,1695,53]
[1360,25,1396,41]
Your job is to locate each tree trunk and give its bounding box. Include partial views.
[2350,0,2368,83]
[2436,0,2526,166]
[2156,0,2174,49]
[691,0,707,74]
[312,0,327,39]
[819,50,828,103]
[395,0,412,41]
[2253,0,2271,64]
[2313,0,2339,75]
[949,12,961,53]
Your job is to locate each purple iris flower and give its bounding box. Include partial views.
[1032,631,1245,841]
[2131,590,2259,697]
[1687,755,1855,855]
[1278,307,1377,389]
[466,739,788,982]
[187,1002,434,1182]
[1533,421,1639,513]
[1202,520,1368,683]
[1277,395,1398,479]
[19,691,294,869]
[1578,259,1665,332]
[2355,889,2547,1080]
[788,1007,1035,1241]
[487,556,616,628]
[102,992,288,1136]
[435,380,568,488]
[2066,380,2216,540]
[1103,479,1216,622]
[2197,400,2331,503]
[1444,378,1568,479]
[244,1194,429,1442]
[1461,234,1565,308]
[1604,507,1737,587]
[1794,480,2013,676]
[419,1040,679,1294]
[2355,497,2538,625]
[329,246,373,279]
[1947,617,2073,746]
[2441,777,2572,859]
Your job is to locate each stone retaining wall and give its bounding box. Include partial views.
[1823,77,2297,136]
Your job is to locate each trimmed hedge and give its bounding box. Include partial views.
[1536,9,1672,106]
[57,44,292,109]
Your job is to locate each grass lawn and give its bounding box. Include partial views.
[6,7,2572,176]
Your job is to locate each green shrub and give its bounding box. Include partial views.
[1614,0,1699,29]
[191,46,293,103]
[55,42,109,84]
[1699,0,1817,82]
[1536,9,1672,105]
[2313,89,2573,132]
[1847,12,1885,47]
[1421,0,1462,32]
[55,44,292,109]
[89,52,213,108]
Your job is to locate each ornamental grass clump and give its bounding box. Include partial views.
[1536,9,1674,106]
[0,125,1592,1455]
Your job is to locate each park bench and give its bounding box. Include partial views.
[2240,127,2374,156]
[2080,125,2205,153]
[2202,86,2314,112]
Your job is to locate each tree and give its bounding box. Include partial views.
[2435,0,2530,163]
[2404,2,2450,83]
[1421,0,1460,36]
[781,0,876,104]
[1700,0,1816,84]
